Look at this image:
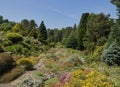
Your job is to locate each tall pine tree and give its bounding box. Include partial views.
[38,21,47,40]
[77,13,89,50]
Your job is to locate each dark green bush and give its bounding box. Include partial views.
[5,44,30,56]
[1,40,12,46]
[21,42,31,50]
[5,44,23,54]
[49,42,56,47]
[23,37,31,44]
[40,45,50,52]
[6,32,23,43]
[0,53,14,75]
[101,42,120,65]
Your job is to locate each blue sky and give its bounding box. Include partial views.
[0,0,117,28]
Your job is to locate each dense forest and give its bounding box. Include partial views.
[0,0,120,87]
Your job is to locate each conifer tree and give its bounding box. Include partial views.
[101,41,120,65]
[101,0,120,65]
[38,21,47,40]
[21,19,29,30]
[66,31,78,49]
[29,20,37,30]
[77,13,89,50]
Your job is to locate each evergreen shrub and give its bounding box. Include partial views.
[6,32,23,43]
[16,58,33,70]
[101,42,120,65]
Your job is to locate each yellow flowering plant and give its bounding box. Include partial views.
[63,69,114,87]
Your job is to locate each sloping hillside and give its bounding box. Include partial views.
[1,48,117,87]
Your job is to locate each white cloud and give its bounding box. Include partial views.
[47,6,77,19]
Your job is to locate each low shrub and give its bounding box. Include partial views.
[16,58,33,70]
[5,44,23,54]
[45,53,58,61]
[40,45,50,52]
[34,71,43,77]
[0,53,14,75]
[21,42,30,50]
[92,45,106,61]
[12,23,23,32]
[6,32,23,43]
[0,66,25,83]
[64,54,84,66]
[101,42,120,65]
[23,37,32,44]
[63,69,114,87]
[49,42,56,47]
[44,78,59,87]
[5,44,30,56]
[1,40,12,47]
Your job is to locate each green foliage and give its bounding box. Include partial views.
[115,75,120,87]
[107,25,120,47]
[34,71,43,77]
[29,19,37,30]
[55,42,64,48]
[23,37,32,44]
[28,28,38,39]
[0,15,9,24]
[16,58,33,70]
[6,32,23,43]
[78,13,89,50]
[38,38,48,45]
[45,53,58,61]
[12,23,23,32]
[1,40,12,47]
[21,19,29,30]
[85,13,111,53]
[63,53,84,69]
[0,15,3,24]
[97,37,107,46]
[65,31,78,49]
[44,78,58,87]
[5,44,29,56]
[0,53,14,75]
[0,66,25,83]
[40,45,50,52]
[101,41,120,65]
[49,42,56,47]
[0,23,13,31]
[47,29,54,42]
[92,45,106,61]
[28,20,39,39]
[38,21,47,40]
